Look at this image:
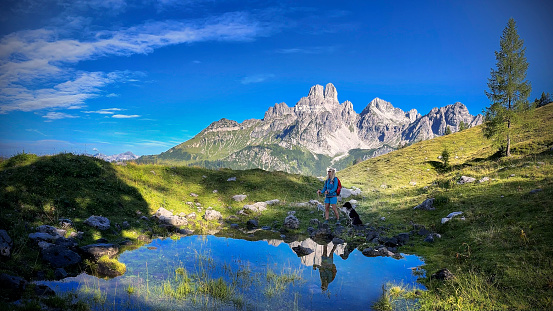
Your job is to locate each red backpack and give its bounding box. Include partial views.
[336,177,342,196]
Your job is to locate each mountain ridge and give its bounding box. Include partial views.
[139,83,483,175]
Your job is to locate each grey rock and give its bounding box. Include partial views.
[284,215,300,230]
[0,273,27,301]
[34,284,56,297]
[242,202,268,214]
[154,207,173,218]
[190,193,199,197]
[362,246,395,257]
[29,232,58,242]
[478,176,490,183]
[54,268,68,279]
[230,224,239,229]
[84,215,111,230]
[232,194,247,202]
[80,243,119,261]
[430,268,454,280]
[458,176,476,184]
[529,189,543,194]
[413,198,435,211]
[227,177,237,181]
[41,245,81,268]
[246,219,259,229]
[37,225,66,238]
[0,230,12,257]
[204,209,222,221]
[291,245,313,257]
[265,199,280,205]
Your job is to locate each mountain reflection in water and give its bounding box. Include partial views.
[39,235,425,311]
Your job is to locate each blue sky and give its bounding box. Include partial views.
[1,0,552,157]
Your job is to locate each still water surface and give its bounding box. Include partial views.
[41,235,425,310]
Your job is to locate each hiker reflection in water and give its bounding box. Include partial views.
[314,243,338,291]
[317,167,340,224]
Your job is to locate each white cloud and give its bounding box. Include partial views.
[241,73,275,85]
[42,112,79,120]
[112,114,140,118]
[83,108,124,114]
[0,12,267,113]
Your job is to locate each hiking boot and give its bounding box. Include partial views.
[336,219,341,225]
[323,220,329,224]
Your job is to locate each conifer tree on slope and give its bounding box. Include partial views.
[484,18,532,157]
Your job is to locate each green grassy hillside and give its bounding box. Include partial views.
[339,103,553,310]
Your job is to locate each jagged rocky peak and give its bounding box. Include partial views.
[295,83,340,113]
[203,118,240,132]
[360,98,413,124]
[264,102,292,120]
[324,83,338,101]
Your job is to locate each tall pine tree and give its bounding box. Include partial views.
[484,18,531,157]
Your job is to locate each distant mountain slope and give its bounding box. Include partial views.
[94,151,139,162]
[139,83,482,175]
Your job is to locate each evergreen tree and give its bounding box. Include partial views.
[459,121,468,131]
[534,92,552,108]
[444,126,452,135]
[484,18,532,157]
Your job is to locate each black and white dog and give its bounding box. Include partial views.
[341,202,362,226]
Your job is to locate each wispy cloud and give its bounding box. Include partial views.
[83,108,124,114]
[0,11,268,113]
[240,73,275,85]
[112,114,140,118]
[275,46,336,54]
[42,112,79,120]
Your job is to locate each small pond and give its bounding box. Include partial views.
[40,235,425,310]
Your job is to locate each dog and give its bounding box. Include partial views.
[341,202,362,226]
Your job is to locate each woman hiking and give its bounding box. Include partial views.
[317,168,340,224]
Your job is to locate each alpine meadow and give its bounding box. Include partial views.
[1,3,553,311]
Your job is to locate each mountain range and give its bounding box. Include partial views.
[94,151,139,163]
[138,83,483,175]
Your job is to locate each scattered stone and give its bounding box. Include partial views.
[417,227,432,237]
[478,176,490,183]
[58,218,73,229]
[246,219,259,229]
[80,243,119,261]
[41,245,81,268]
[213,190,218,193]
[0,273,27,301]
[265,199,280,205]
[204,209,222,221]
[430,268,454,280]
[529,189,543,194]
[84,215,111,231]
[230,224,239,229]
[232,194,247,202]
[121,221,130,229]
[262,226,271,230]
[510,174,516,177]
[186,212,197,219]
[409,181,417,186]
[36,225,66,239]
[54,268,68,279]
[458,176,476,184]
[178,229,194,235]
[292,245,313,257]
[0,230,12,257]
[380,184,388,189]
[424,235,435,243]
[242,202,268,214]
[29,232,58,242]
[190,193,199,197]
[34,284,56,297]
[441,211,463,224]
[380,217,386,221]
[413,198,435,211]
[227,177,237,181]
[362,245,395,257]
[284,214,300,230]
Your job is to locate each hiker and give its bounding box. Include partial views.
[317,167,340,224]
